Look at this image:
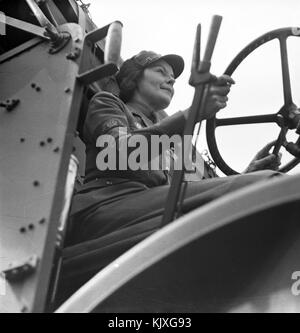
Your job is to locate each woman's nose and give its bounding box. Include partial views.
[167,76,175,85]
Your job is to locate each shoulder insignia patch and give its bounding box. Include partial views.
[102,119,123,132]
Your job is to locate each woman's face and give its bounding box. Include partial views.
[134,60,175,111]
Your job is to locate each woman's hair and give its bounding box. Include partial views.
[116,58,144,103]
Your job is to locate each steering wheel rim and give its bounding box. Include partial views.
[206,27,300,175]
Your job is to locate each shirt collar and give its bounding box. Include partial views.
[126,102,156,126]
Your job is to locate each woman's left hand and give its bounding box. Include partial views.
[244,141,282,173]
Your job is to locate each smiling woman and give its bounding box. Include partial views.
[67,49,281,245]
[133,60,175,112]
[117,51,182,112]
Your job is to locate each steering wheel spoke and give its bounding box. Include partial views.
[279,36,293,106]
[215,114,278,127]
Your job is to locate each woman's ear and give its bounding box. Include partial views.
[119,79,138,102]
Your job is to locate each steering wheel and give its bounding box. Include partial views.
[206,27,300,175]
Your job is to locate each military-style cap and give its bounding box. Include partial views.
[116,50,184,86]
[132,50,184,78]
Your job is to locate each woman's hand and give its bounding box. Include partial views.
[244,141,282,173]
[202,74,235,120]
[182,74,235,121]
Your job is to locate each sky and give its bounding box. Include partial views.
[88,0,300,175]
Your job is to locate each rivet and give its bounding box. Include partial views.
[75,38,80,43]
[40,141,45,147]
[53,147,60,153]
[35,87,41,92]
[20,138,25,143]
[28,224,35,230]
[39,218,46,225]
[47,138,53,143]
[20,227,26,233]
[31,83,36,88]
[64,87,71,93]
[33,180,40,187]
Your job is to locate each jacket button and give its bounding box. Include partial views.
[106,180,112,185]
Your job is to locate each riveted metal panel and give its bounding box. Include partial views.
[0,23,84,313]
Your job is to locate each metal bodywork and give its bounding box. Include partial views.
[56,174,300,312]
[0,23,81,313]
[0,0,114,313]
[0,1,300,313]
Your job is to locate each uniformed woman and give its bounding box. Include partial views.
[69,50,281,244]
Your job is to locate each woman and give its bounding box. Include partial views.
[69,50,281,244]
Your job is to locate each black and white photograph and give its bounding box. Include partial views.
[0,0,300,316]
